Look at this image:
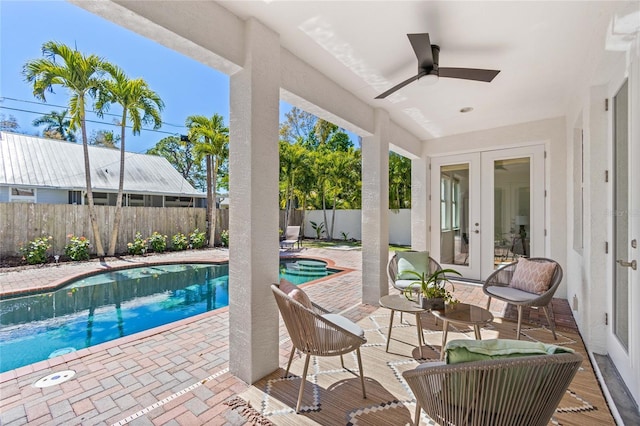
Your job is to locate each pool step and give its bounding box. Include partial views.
[284,260,328,277]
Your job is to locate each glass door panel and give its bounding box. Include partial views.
[493,158,531,267]
[440,164,469,267]
[613,79,629,350]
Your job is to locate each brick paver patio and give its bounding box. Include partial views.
[0,247,583,425]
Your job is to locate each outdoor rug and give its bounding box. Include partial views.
[239,306,614,425]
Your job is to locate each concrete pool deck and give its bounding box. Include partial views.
[0,247,612,425]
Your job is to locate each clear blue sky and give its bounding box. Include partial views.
[0,0,308,153]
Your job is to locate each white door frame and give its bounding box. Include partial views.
[607,67,640,405]
[430,145,546,280]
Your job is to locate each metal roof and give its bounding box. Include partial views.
[0,132,204,197]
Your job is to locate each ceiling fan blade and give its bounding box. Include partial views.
[407,33,433,70]
[438,68,500,82]
[375,71,427,99]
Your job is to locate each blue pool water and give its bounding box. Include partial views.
[0,260,336,373]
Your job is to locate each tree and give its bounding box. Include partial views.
[279,141,308,228]
[95,63,164,256]
[32,109,76,141]
[147,136,205,190]
[186,114,229,247]
[389,152,411,210]
[89,129,120,148]
[279,107,316,144]
[23,41,107,256]
[0,114,20,132]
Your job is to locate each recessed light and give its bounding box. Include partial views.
[460,107,474,113]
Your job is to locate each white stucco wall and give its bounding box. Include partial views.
[302,209,411,245]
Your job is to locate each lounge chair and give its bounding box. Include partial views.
[280,225,301,249]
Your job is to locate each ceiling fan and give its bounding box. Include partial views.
[375,33,500,99]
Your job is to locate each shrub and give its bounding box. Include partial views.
[64,234,91,261]
[189,228,206,249]
[172,233,189,251]
[20,236,52,265]
[127,232,147,255]
[220,229,229,247]
[148,232,168,253]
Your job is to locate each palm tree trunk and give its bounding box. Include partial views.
[322,184,330,241]
[80,97,105,256]
[108,111,127,256]
[206,155,214,247]
[208,156,217,248]
[330,197,337,241]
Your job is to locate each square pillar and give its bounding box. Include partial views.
[229,18,280,383]
[411,156,429,251]
[362,109,390,304]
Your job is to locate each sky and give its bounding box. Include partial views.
[0,0,309,153]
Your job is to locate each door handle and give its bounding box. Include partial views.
[617,259,637,270]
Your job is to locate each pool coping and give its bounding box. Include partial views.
[0,253,354,383]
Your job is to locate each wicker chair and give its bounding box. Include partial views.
[403,351,583,426]
[483,258,563,340]
[387,252,443,293]
[271,284,366,413]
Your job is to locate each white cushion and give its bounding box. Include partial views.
[485,285,539,302]
[322,313,365,337]
[393,279,423,290]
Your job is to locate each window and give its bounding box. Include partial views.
[10,187,36,203]
[68,191,82,205]
[440,174,461,231]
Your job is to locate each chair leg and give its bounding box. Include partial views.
[486,296,492,311]
[516,305,523,340]
[296,354,311,413]
[285,346,296,377]
[340,354,345,369]
[414,402,421,425]
[542,305,558,340]
[356,348,366,399]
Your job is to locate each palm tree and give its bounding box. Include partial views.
[186,114,229,247]
[95,63,164,256]
[389,152,411,210]
[279,140,308,228]
[32,109,76,141]
[23,41,107,256]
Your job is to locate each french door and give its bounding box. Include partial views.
[609,78,640,405]
[430,146,545,280]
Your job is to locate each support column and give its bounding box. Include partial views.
[229,18,280,383]
[411,155,429,251]
[362,109,390,304]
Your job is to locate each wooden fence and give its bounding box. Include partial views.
[0,203,208,257]
[0,204,304,257]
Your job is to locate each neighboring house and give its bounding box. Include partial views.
[0,131,206,207]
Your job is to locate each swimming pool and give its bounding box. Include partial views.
[0,259,337,373]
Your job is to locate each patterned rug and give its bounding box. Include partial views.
[239,307,614,425]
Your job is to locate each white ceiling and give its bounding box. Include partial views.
[220,0,638,141]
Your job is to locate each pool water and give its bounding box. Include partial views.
[0,260,336,373]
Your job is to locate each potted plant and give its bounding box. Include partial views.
[402,268,461,310]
